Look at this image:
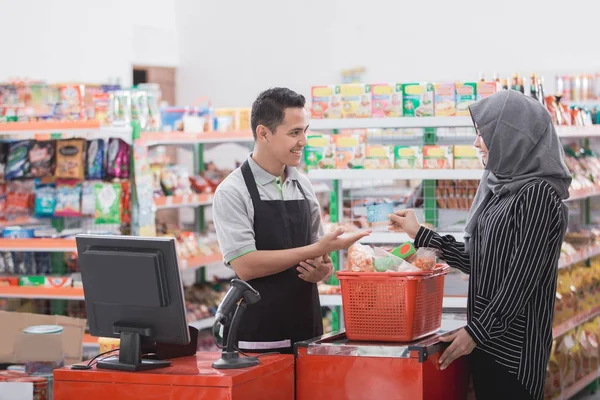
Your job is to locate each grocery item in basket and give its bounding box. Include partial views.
[311,85,341,119]
[402,83,434,117]
[434,83,456,116]
[304,134,335,170]
[54,180,82,217]
[455,82,477,116]
[391,241,417,261]
[423,146,453,169]
[347,243,374,272]
[56,139,86,179]
[106,138,130,179]
[364,145,394,169]
[371,83,403,117]
[34,179,56,217]
[339,84,371,118]
[453,145,482,169]
[477,82,497,100]
[366,202,394,223]
[6,140,32,180]
[86,139,105,179]
[28,141,55,178]
[394,146,422,169]
[413,247,437,270]
[373,247,420,272]
[95,182,122,224]
[335,134,366,169]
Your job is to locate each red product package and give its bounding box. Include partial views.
[120,181,130,224]
[6,181,34,217]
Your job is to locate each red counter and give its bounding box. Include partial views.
[54,352,294,400]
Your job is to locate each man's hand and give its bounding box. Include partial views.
[297,254,334,283]
[317,228,371,254]
[438,328,476,370]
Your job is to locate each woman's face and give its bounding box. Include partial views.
[473,127,489,166]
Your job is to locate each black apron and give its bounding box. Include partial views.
[236,160,323,354]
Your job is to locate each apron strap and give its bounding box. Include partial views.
[241,160,262,205]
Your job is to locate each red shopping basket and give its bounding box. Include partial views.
[336,264,448,342]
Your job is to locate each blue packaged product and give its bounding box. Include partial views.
[34,179,57,217]
[2,226,35,239]
[6,140,32,180]
[86,139,105,179]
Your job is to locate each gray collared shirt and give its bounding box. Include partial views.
[213,154,324,264]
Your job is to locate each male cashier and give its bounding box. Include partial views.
[213,88,369,353]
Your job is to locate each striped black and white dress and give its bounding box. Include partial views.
[415,180,565,400]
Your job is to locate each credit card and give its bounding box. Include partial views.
[366,203,394,223]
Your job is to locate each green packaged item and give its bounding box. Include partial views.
[95,183,122,224]
[19,276,45,286]
[374,256,398,272]
[402,83,434,117]
[391,242,416,260]
[304,134,335,170]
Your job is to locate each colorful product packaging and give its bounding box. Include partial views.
[422,146,453,169]
[455,82,477,116]
[45,277,73,288]
[339,84,372,118]
[19,276,45,286]
[394,146,423,169]
[29,141,55,178]
[371,83,403,118]
[434,83,457,116]
[364,145,394,169]
[54,180,82,217]
[0,142,9,182]
[86,139,105,179]
[56,139,86,180]
[453,145,482,169]
[311,86,341,119]
[402,83,434,117]
[106,138,130,179]
[334,134,366,169]
[6,140,32,180]
[81,181,97,216]
[95,182,122,224]
[58,84,86,120]
[34,179,57,217]
[477,82,497,100]
[304,134,336,170]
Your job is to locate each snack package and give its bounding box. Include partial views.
[34,179,56,217]
[59,84,85,120]
[0,184,6,219]
[6,140,33,180]
[304,134,336,170]
[6,181,34,216]
[453,145,482,169]
[334,134,366,169]
[434,83,456,116]
[477,82,497,100]
[95,182,122,224]
[81,181,97,216]
[391,242,417,262]
[311,86,341,119]
[394,146,423,169]
[371,83,403,118]
[56,139,86,179]
[86,139,105,179]
[92,93,111,125]
[106,138,130,179]
[29,141,55,177]
[373,247,420,273]
[339,84,372,118]
[110,90,132,126]
[54,180,82,217]
[364,145,394,169]
[0,142,9,182]
[455,82,477,116]
[423,146,453,169]
[347,243,375,272]
[413,247,437,270]
[402,83,434,117]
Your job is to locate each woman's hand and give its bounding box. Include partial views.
[438,328,476,370]
[388,209,421,239]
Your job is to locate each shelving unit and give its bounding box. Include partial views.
[310,117,474,130]
[308,169,484,181]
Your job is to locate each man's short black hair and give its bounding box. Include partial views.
[251,87,306,139]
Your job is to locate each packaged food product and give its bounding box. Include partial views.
[81,181,97,216]
[391,242,417,262]
[6,181,34,216]
[59,84,86,120]
[413,247,437,270]
[34,179,56,217]
[0,142,9,181]
[54,180,82,217]
[86,139,105,179]
[55,139,86,179]
[0,184,7,219]
[422,146,453,169]
[131,90,150,130]
[453,145,482,169]
[6,140,32,180]
[364,145,394,169]
[95,182,122,224]
[311,86,341,119]
[338,84,371,118]
[455,82,477,116]
[347,243,375,272]
[433,83,456,116]
[477,82,497,100]
[334,134,366,169]
[28,141,55,178]
[394,146,423,169]
[110,90,132,126]
[92,93,111,125]
[371,83,403,118]
[373,247,419,273]
[402,83,434,117]
[304,134,336,170]
[160,165,192,196]
[106,138,130,179]
[545,341,562,399]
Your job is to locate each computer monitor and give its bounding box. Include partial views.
[76,234,190,372]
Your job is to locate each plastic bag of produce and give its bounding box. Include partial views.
[372,247,420,273]
[413,247,437,270]
[347,243,375,272]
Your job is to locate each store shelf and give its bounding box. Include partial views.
[179,252,223,269]
[558,367,600,400]
[0,120,100,132]
[138,130,254,146]
[559,244,600,269]
[0,123,133,144]
[567,190,600,202]
[553,306,600,338]
[189,316,216,330]
[0,286,84,300]
[308,169,484,181]
[556,125,600,138]
[0,238,77,252]
[154,194,214,210]
[309,117,474,130]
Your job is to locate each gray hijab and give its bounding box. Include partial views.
[464,89,572,250]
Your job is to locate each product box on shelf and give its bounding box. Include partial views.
[433,83,456,116]
[19,276,45,286]
[304,134,336,170]
[455,82,477,116]
[44,277,73,288]
[402,83,434,117]
[334,134,366,169]
[364,145,394,169]
[371,83,403,118]
[422,146,453,169]
[338,84,372,118]
[394,146,423,169]
[311,85,341,119]
[453,145,482,169]
[477,82,497,100]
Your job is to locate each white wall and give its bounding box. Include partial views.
[176,0,600,107]
[0,0,179,86]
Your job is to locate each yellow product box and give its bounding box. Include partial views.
[311,85,341,119]
[334,134,366,169]
[214,108,251,131]
[453,145,482,169]
[338,84,372,118]
[434,83,456,116]
[422,146,453,169]
[364,145,394,169]
[394,146,423,169]
[371,83,403,118]
[304,134,336,170]
[455,82,477,116]
[238,108,251,130]
[477,82,497,100]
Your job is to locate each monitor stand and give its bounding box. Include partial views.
[96,326,171,372]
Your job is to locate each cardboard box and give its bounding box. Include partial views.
[0,311,86,365]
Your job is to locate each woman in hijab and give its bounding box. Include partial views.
[389,90,571,400]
